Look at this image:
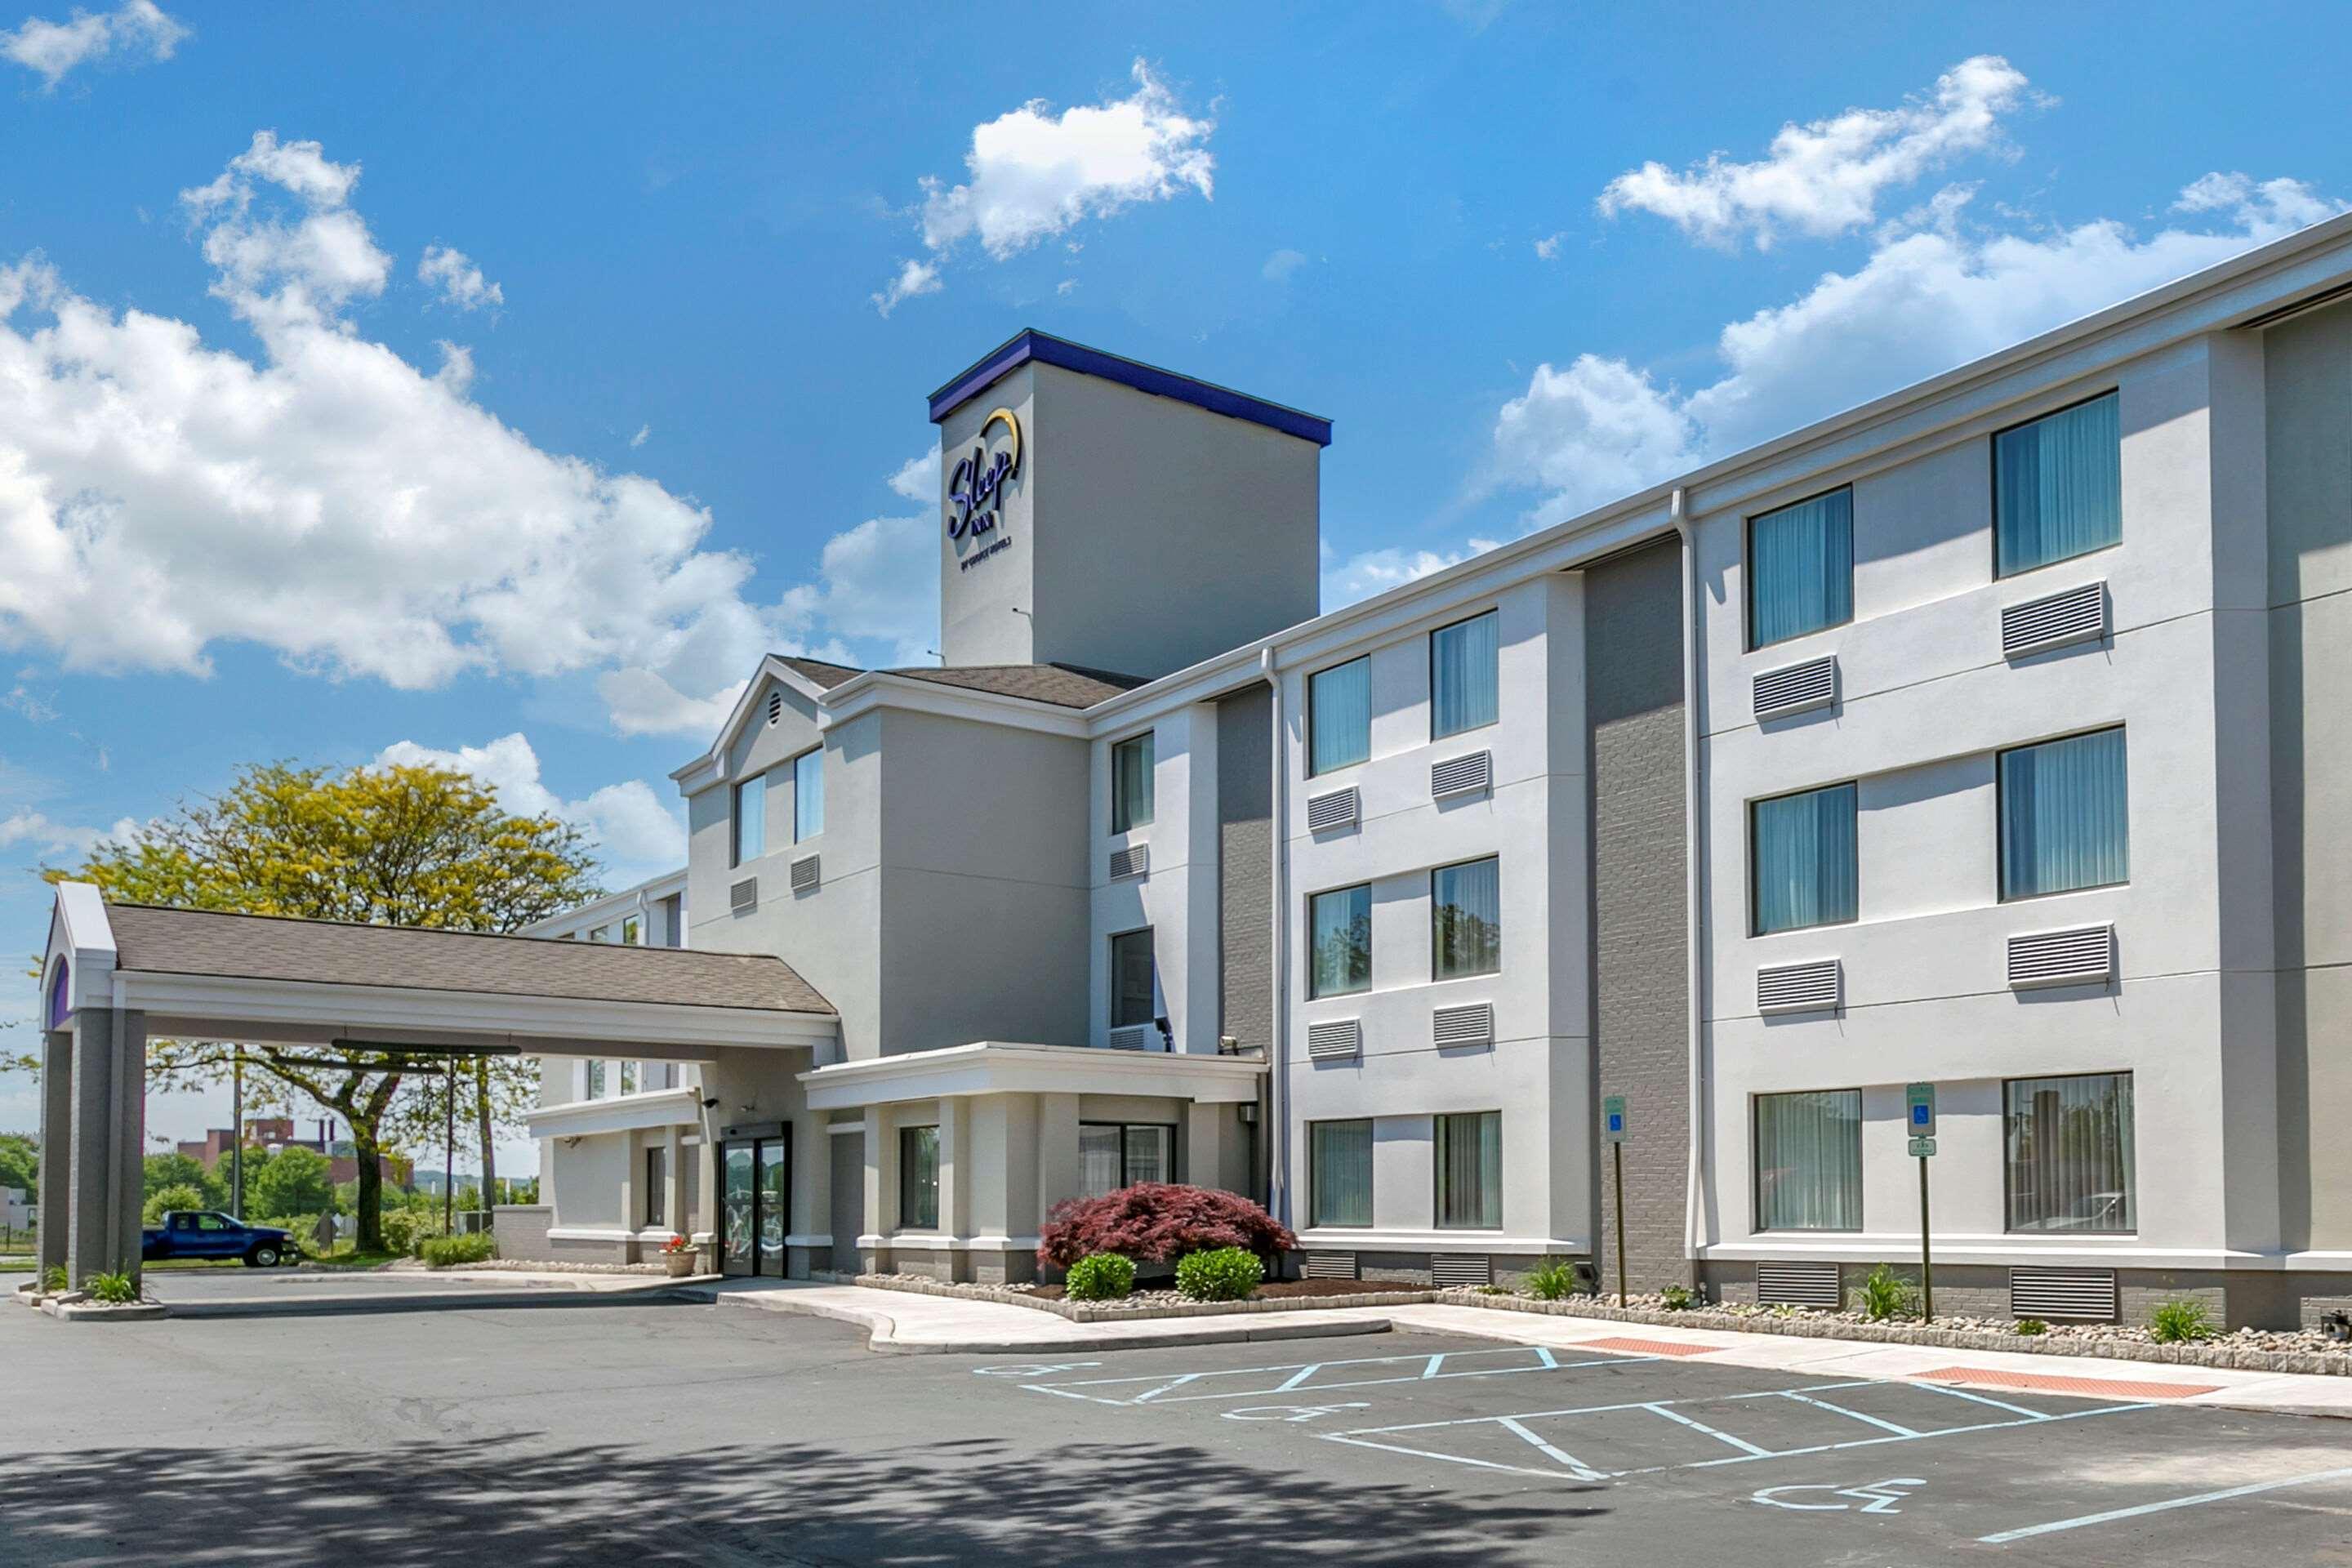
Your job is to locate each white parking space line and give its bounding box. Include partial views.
[1646,1401,1774,1458]
[1976,1464,2352,1544]
[1498,1416,1608,1481]
[1904,1382,2051,1421]
[1014,1344,1663,1405]
[1771,1389,1920,1437]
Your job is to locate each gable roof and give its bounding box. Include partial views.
[778,656,864,690]
[880,662,1148,709]
[104,902,834,1015]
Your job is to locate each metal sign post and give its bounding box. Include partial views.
[1906,1084,1937,1323]
[1602,1096,1628,1307]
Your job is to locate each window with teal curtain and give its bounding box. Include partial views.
[793,747,824,841]
[1309,657,1370,775]
[2004,1073,2135,1233]
[1309,883,1372,997]
[1434,1111,1501,1228]
[1754,1090,1862,1232]
[1111,731,1155,833]
[1750,782,1858,935]
[1999,728,2128,899]
[1748,488,1853,648]
[1995,392,2121,576]
[1430,609,1499,738]
[1432,857,1501,978]
[1311,1120,1374,1227]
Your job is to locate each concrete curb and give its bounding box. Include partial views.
[163,1276,714,1319]
[853,1272,1440,1321]
[41,1298,168,1321]
[1427,1291,2352,1378]
[688,1283,1395,1355]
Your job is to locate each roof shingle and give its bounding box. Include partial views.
[881,662,1147,709]
[105,903,834,1015]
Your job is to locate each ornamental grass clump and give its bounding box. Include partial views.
[87,1270,138,1305]
[1856,1263,1920,1323]
[1063,1252,1136,1302]
[1037,1183,1295,1271]
[1174,1246,1262,1303]
[2148,1296,2215,1343]
[1525,1258,1580,1301]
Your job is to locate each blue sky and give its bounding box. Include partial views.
[3,2,2348,1154]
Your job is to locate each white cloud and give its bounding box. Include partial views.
[629,423,650,448]
[1321,539,1501,611]
[1,0,185,88]
[778,512,938,667]
[373,733,684,876]
[880,60,1213,310]
[1533,232,1563,261]
[1494,173,2344,525]
[1598,55,2034,250]
[871,257,941,318]
[885,448,938,501]
[0,808,134,859]
[1056,278,1078,296]
[0,130,788,739]
[1262,248,1307,283]
[416,243,503,311]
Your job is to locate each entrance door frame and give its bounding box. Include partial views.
[719,1120,791,1279]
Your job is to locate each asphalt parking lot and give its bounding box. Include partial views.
[2,1285,2347,1566]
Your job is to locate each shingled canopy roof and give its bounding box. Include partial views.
[881,662,1148,709]
[105,902,834,1016]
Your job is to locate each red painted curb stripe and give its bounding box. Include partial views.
[1575,1336,1719,1357]
[1914,1365,2223,1399]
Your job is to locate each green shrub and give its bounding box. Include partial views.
[1856,1263,1919,1322]
[142,1183,209,1227]
[1659,1283,1697,1312]
[1062,1252,1136,1302]
[87,1270,138,1305]
[419,1232,497,1268]
[1526,1258,1581,1301]
[1174,1246,1263,1303]
[2014,1317,2049,1336]
[380,1208,441,1259]
[42,1263,66,1294]
[2148,1296,2214,1344]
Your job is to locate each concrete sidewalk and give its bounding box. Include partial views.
[156,1268,717,1317]
[684,1279,2352,1420]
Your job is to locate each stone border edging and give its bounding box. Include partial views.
[853,1273,1440,1322]
[1430,1290,2352,1377]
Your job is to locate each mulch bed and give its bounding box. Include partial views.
[1019,1276,1433,1303]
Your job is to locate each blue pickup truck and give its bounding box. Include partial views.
[141,1210,296,1267]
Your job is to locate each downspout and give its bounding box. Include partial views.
[1263,645,1290,1229]
[1672,489,1711,1276]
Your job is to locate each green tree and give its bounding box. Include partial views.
[248,1145,333,1223]
[143,1183,208,1226]
[0,1132,37,1201]
[48,761,599,1250]
[143,1152,225,1209]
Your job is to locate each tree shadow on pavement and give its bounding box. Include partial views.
[0,1428,1606,1566]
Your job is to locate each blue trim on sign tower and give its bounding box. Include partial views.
[927,328,1334,447]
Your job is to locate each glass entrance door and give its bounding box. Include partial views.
[756,1135,788,1276]
[721,1143,757,1276]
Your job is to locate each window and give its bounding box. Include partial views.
[1310,1119,1374,1227]
[1753,1090,1862,1232]
[793,747,824,841]
[660,893,684,947]
[1079,1122,1176,1197]
[618,1061,639,1095]
[1111,731,1156,833]
[1434,1111,1501,1229]
[1109,929,1157,1029]
[1430,610,1499,739]
[1309,656,1370,776]
[1995,391,2121,576]
[1431,857,1501,979]
[2006,1072,2134,1233]
[1750,782,1859,935]
[584,1059,606,1098]
[644,1061,677,1091]
[1748,487,1854,648]
[621,915,641,946]
[733,772,767,866]
[899,1125,940,1228]
[1309,884,1372,998]
[588,924,615,944]
[1999,728,2128,899]
[644,1147,667,1227]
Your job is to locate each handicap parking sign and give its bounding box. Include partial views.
[1905,1082,1936,1138]
[1602,1095,1628,1144]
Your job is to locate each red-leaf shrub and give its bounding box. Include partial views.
[1038,1183,1296,1270]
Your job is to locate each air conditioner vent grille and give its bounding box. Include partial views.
[2007,924,2114,989]
[1306,1018,1361,1062]
[766,691,783,725]
[1432,1254,1492,1288]
[1306,788,1360,833]
[1108,844,1149,880]
[1756,1260,1842,1308]
[1756,959,1842,1014]
[1431,751,1492,800]
[789,855,820,894]
[1753,655,1838,720]
[2010,1267,2118,1322]
[2002,581,2107,657]
[1302,1251,1358,1280]
[1106,1023,1160,1052]
[1432,1003,1494,1049]
[728,877,757,915]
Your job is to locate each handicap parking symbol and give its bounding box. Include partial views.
[1223,1402,1374,1423]
[1752,1477,1924,1514]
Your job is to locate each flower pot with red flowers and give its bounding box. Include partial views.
[660,1233,698,1277]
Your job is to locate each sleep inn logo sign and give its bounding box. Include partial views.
[947,407,1022,572]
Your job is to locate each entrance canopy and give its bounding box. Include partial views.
[36,883,835,1293]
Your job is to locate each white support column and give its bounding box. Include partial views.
[1036,1093,1080,1236]
[938,1096,971,1280]
[861,1102,889,1272]
[37,1027,70,1277]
